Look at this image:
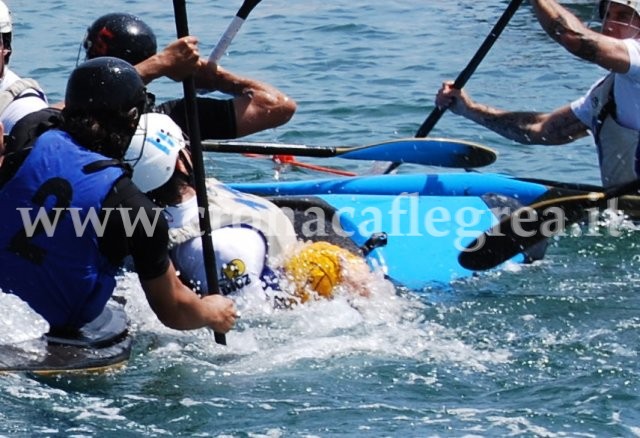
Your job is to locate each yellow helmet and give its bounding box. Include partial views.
[284,241,361,303]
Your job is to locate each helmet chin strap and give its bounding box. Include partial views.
[75,36,86,67]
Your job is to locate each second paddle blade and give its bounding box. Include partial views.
[458,193,605,271]
[341,137,497,168]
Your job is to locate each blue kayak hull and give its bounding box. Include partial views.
[230,173,550,289]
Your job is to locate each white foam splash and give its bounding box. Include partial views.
[0,290,49,345]
[116,269,511,375]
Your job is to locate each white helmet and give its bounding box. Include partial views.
[599,0,640,18]
[0,1,11,34]
[124,113,186,193]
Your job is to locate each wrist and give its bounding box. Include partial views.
[135,55,164,85]
[460,100,483,121]
[194,59,221,90]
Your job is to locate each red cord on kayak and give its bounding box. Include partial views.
[273,155,356,176]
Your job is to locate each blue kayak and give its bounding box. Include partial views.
[230,172,551,289]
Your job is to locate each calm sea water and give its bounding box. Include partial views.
[2,0,640,436]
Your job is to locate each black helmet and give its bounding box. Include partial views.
[65,56,148,115]
[63,57,150,158]
[84,13,157,66]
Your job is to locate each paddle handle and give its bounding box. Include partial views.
[384,0,525,174]
[208,0,262,63]
[173,0,226,346]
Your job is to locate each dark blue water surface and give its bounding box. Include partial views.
[1,0,639,436]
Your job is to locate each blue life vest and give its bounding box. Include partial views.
[0,129,125,329]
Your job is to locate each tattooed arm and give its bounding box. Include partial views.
[435,81,589,145]
[529,0,631,73]
[459,102,589,145]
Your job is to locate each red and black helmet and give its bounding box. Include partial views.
[83,13,157,66]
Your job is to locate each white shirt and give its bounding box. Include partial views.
[0,68,48,133]
[571,39,640,130]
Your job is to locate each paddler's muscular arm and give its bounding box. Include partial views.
[134,35,296,137]
[193,62,297,137]
[435,81,589,145]
[141,263,237,333]
[128,199,237,333]
[529,0,631,73]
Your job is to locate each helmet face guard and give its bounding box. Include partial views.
[600,0,640,18]
[598,0,640,37]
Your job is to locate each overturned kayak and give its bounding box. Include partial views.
[230,172,555,289]
[0,299,132,374]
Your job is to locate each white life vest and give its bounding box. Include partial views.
[0,78,44,115]
[590,73,640,187]
[166,178,297,265]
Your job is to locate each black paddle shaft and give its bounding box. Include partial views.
[173,0,226,346]
[384,0,525,174]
